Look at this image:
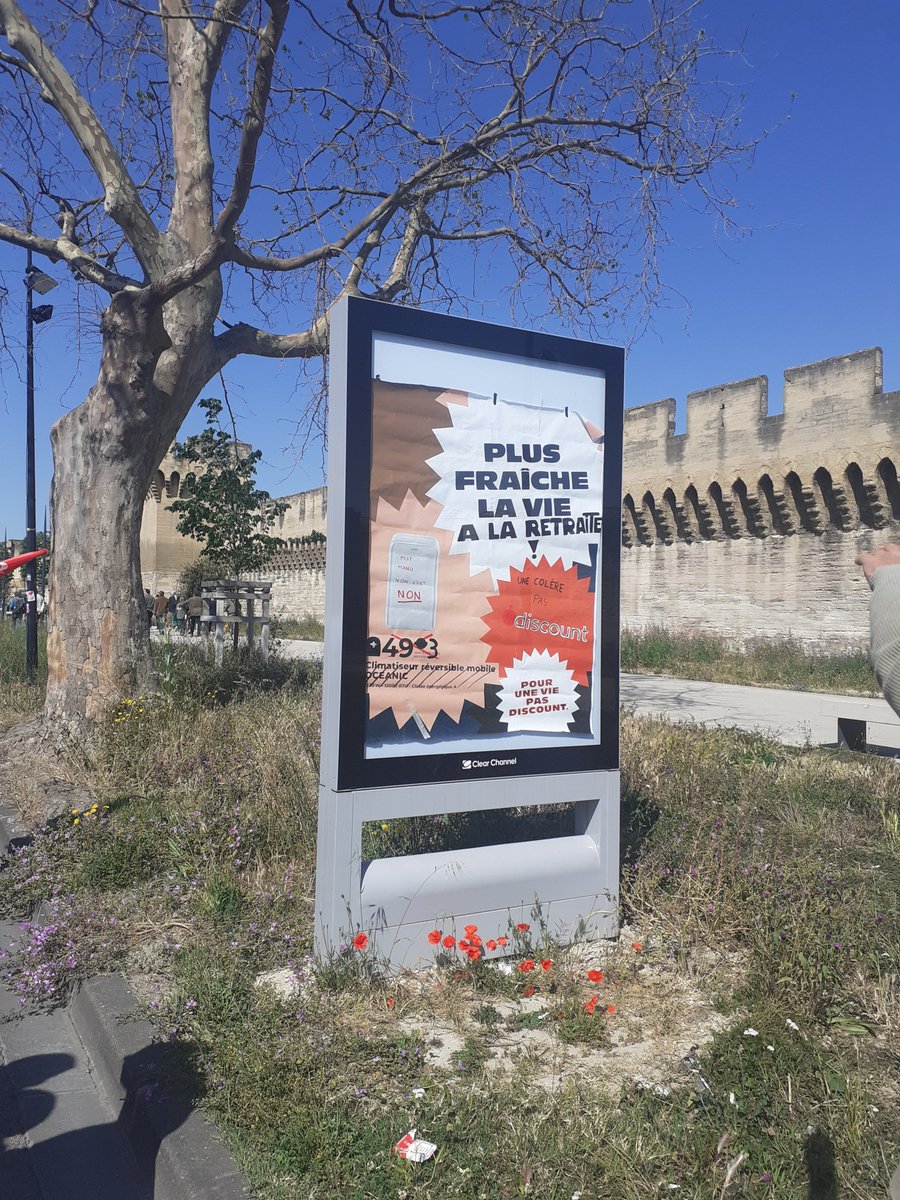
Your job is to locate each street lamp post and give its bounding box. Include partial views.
[23,258,56,682]
[0,528,7,622]
[0,167,56,682]
[25,245,37,679]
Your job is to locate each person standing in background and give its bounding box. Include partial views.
[152,590,168,631]
[855,541,900,1200]
[183,591,204,636]
[9,592,25,627]
[855,542,900,716]
[167,592,180,632]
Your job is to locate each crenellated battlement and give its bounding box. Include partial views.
[268,541,327,572]
[623,348,900,547]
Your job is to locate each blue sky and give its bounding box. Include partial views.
[1,0,898,534]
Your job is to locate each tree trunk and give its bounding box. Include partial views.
[46,408,154,720]
[44,291,177,720]
[42,270,222,721]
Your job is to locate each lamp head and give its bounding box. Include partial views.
[25,265,58,295]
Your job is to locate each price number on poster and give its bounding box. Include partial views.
[367,635,439,659]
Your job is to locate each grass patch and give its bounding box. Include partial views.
[622,625,878,694]
[78,811,159,891]
[0,644,897,1197]
[0,620,46,734]
[270,613,324,641]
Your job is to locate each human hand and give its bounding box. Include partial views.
[855,542,900,584]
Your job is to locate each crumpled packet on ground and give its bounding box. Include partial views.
[394,1128,437,1163]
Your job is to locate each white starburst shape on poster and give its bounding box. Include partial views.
[426,395,603,584]
[497,649,580,732]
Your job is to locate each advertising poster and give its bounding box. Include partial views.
[365,332,608,765]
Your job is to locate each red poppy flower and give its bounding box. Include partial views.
[523,985,535,997]
[497,936,509,947]
[464,924,479,936]
[465,946,482,962]
[427,929,442,945]
[516,923,530,932]
[458,938,471,951]
[386,997,396,1008]
[353,932,369,951]
[442,935,455,949]
[541,959,552,972]
[586,969,604,983]
[517,959,535,973]
[583,993,598,1014]
[485,939,498,951]
[469,935,483,948]
[606,1004,617,1014]
[631,942,643,952]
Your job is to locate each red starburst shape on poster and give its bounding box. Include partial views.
[481,556,595,686]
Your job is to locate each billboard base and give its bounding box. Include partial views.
[314,772,619,972]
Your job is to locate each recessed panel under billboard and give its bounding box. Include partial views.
[367,335,606,763]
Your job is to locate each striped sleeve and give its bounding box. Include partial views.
[870,564,900,717]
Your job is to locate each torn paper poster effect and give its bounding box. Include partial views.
[497,650,580,732]
[426,394,603,584]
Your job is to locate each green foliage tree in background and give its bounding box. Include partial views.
[168,398,288,578]
[175,559,214,601]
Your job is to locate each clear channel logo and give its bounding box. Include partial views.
[461,756,517,771]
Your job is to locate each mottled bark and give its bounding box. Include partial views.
[43,288,216,719]
[34,0,228,720]
[46,417,152,721]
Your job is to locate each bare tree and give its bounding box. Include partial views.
[0,0,747,720]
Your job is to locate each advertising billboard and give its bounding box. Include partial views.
[328,298,622,791]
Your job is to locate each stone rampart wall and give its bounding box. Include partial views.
[268,553,326,621]
[275,487,327,540]
[140,458,328,601]
[621,348,900,647]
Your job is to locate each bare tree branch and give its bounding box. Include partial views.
[0,219,136,290]
[215,0,288,241]
[0,0,162,271]
[203,0,252,79]
[212,311,329,364]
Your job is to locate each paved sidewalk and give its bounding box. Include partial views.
[621,672,900,751]
[0,921,150,1200]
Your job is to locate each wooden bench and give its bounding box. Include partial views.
[819,695,900,753]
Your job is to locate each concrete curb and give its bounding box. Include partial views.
[69,974,250,1200]
[1,792,249,1197]
[1,828,249,1197]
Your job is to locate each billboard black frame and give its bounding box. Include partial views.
[335,295,623,791]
